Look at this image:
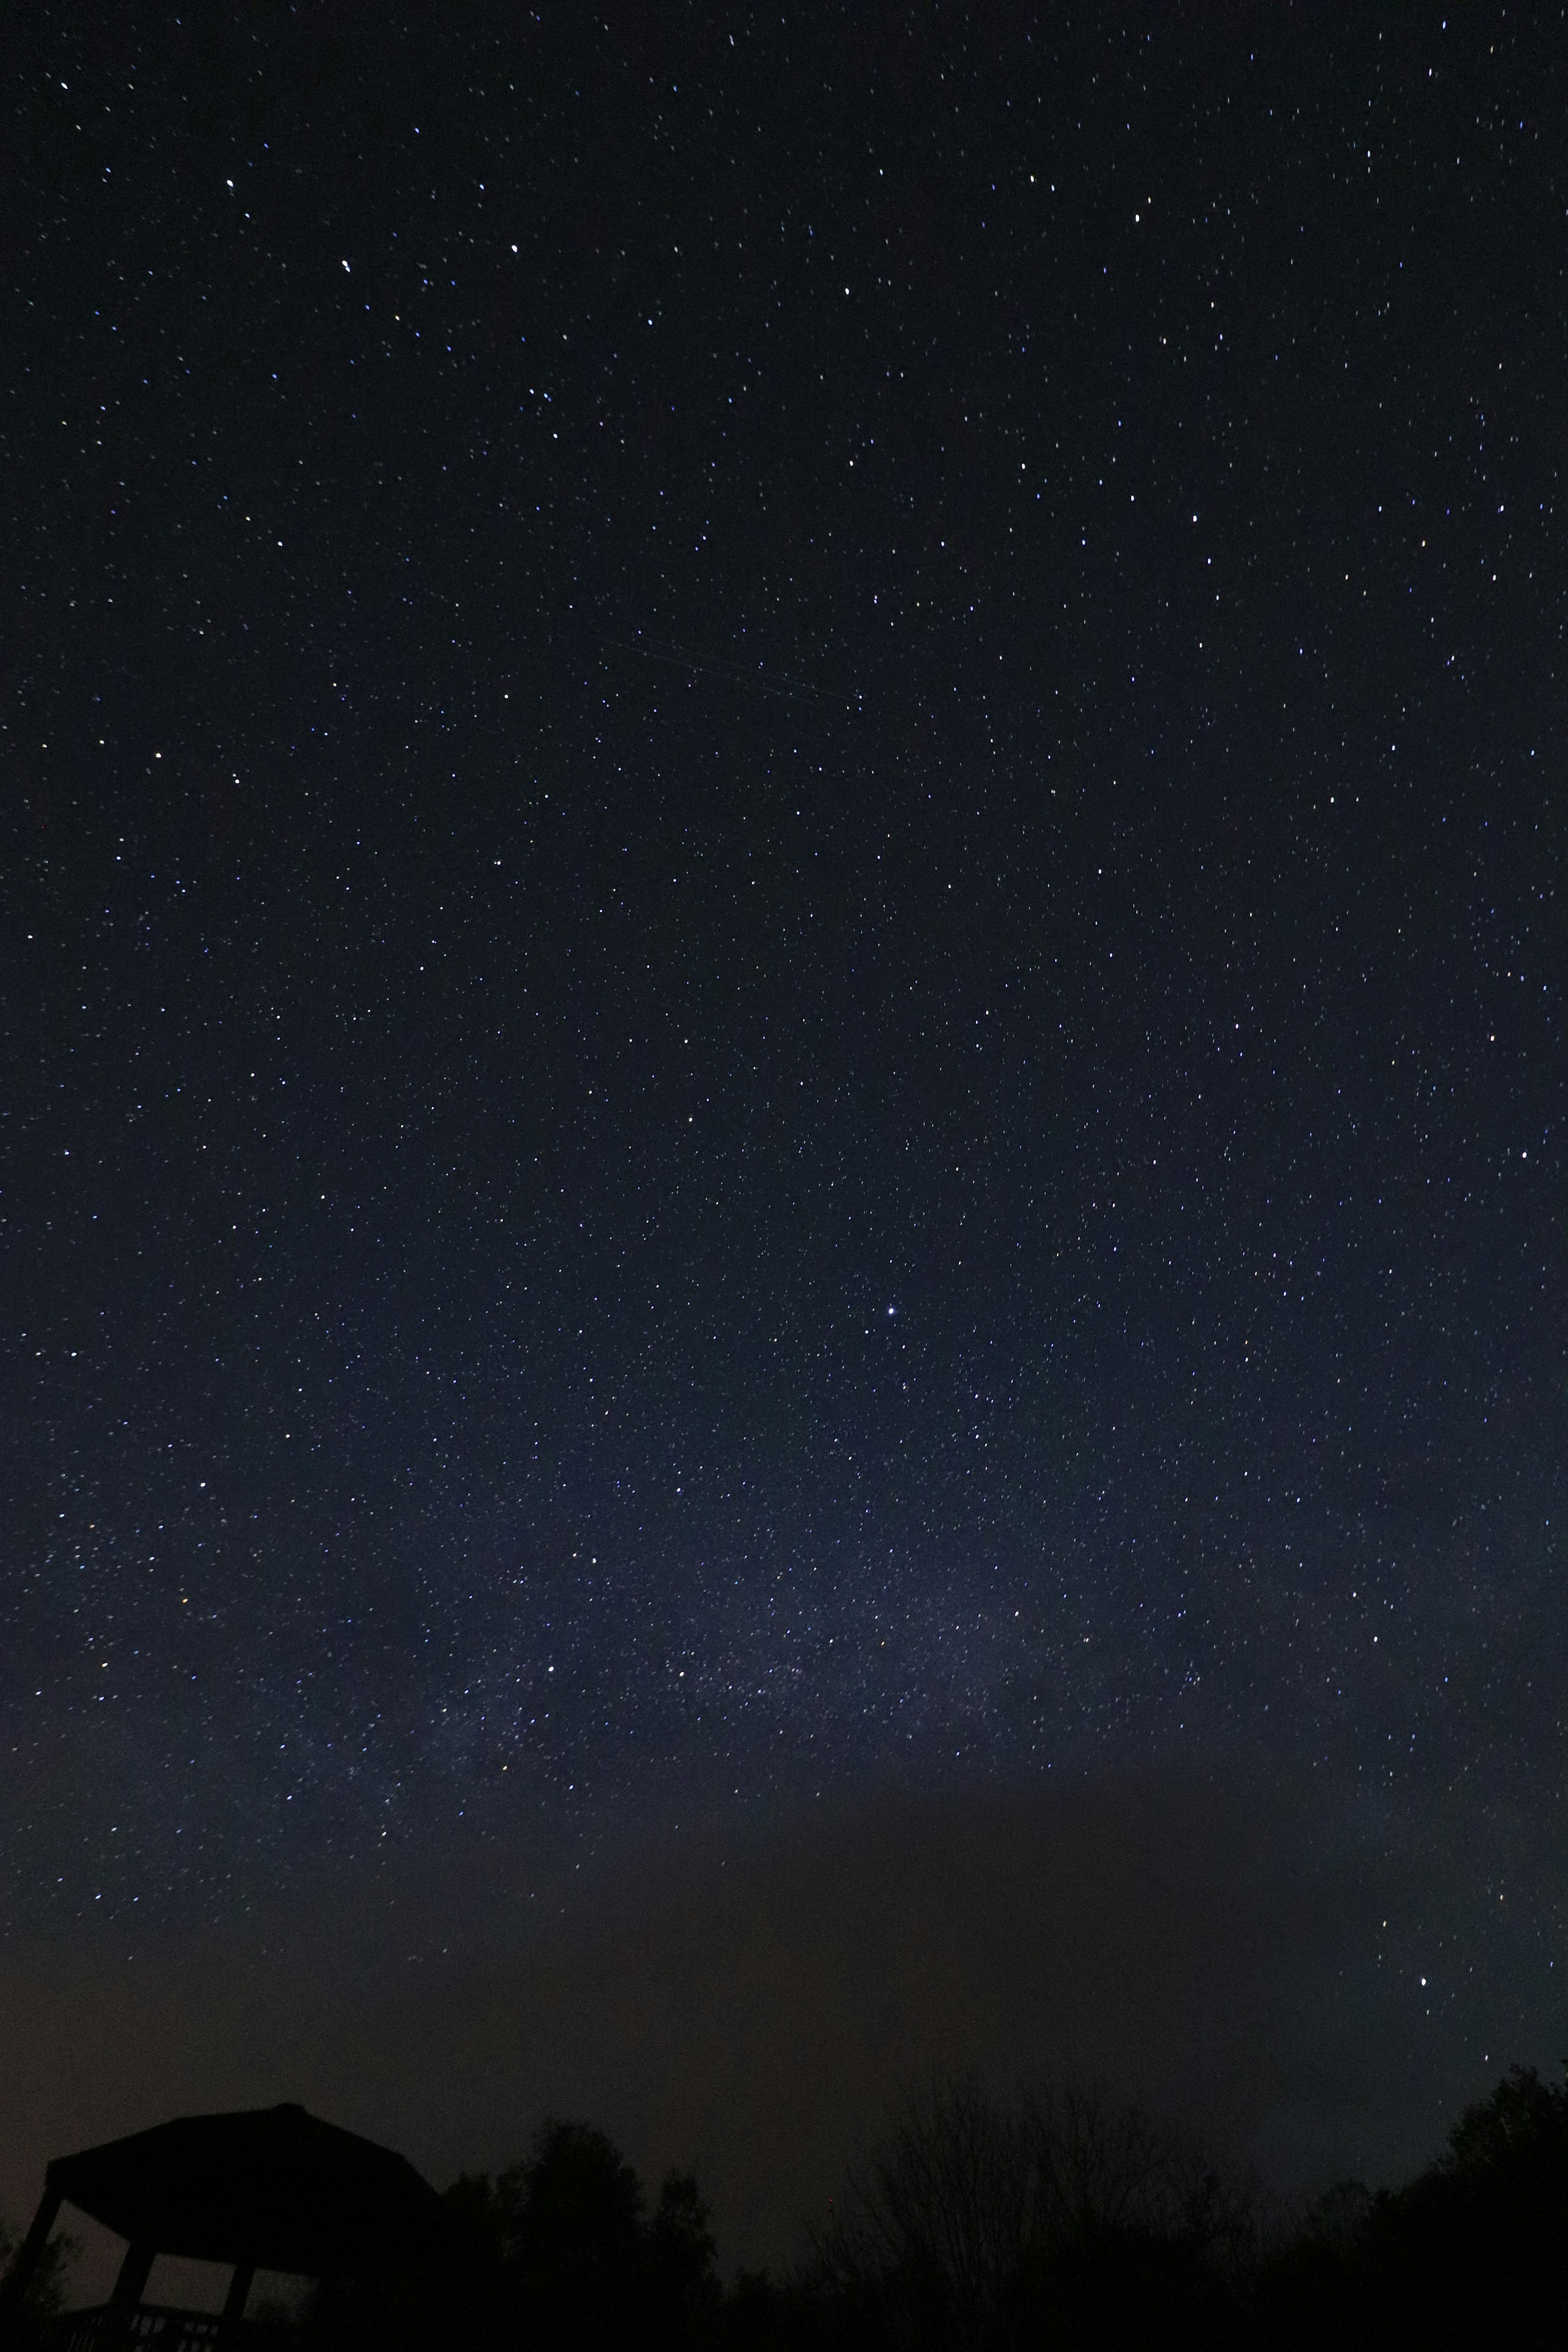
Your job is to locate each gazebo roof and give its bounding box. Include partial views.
[46,2104,443,2277]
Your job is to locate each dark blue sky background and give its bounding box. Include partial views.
[2,2,1564,2264]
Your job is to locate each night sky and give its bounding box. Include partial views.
[3,3,1565,2274]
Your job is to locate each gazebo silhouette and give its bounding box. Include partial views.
[0,2105,443,2350]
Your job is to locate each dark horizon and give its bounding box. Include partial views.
[5,1766,1564,2284]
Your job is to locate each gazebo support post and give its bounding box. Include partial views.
[110,2243,155,2311]
[221,2266,254,2328]
[0,2189,62,2312]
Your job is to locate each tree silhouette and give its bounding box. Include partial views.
[0,2213,77,2324]
[494,2120,648,2346]
[804,2076,1258,2352]
[1364,2062,1568,2351]
[645,2169,722,2349]
[1255,2062,1568,2352]
[306,2118,722,2352]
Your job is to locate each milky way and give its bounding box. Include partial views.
[4,5,1562,2062]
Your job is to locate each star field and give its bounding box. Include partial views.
[2,0,1564,2076]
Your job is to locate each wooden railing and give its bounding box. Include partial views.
[33,2308,249,2352]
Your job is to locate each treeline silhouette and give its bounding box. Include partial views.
[300,2063,1568,2351]
[9,2063,1568,2349]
